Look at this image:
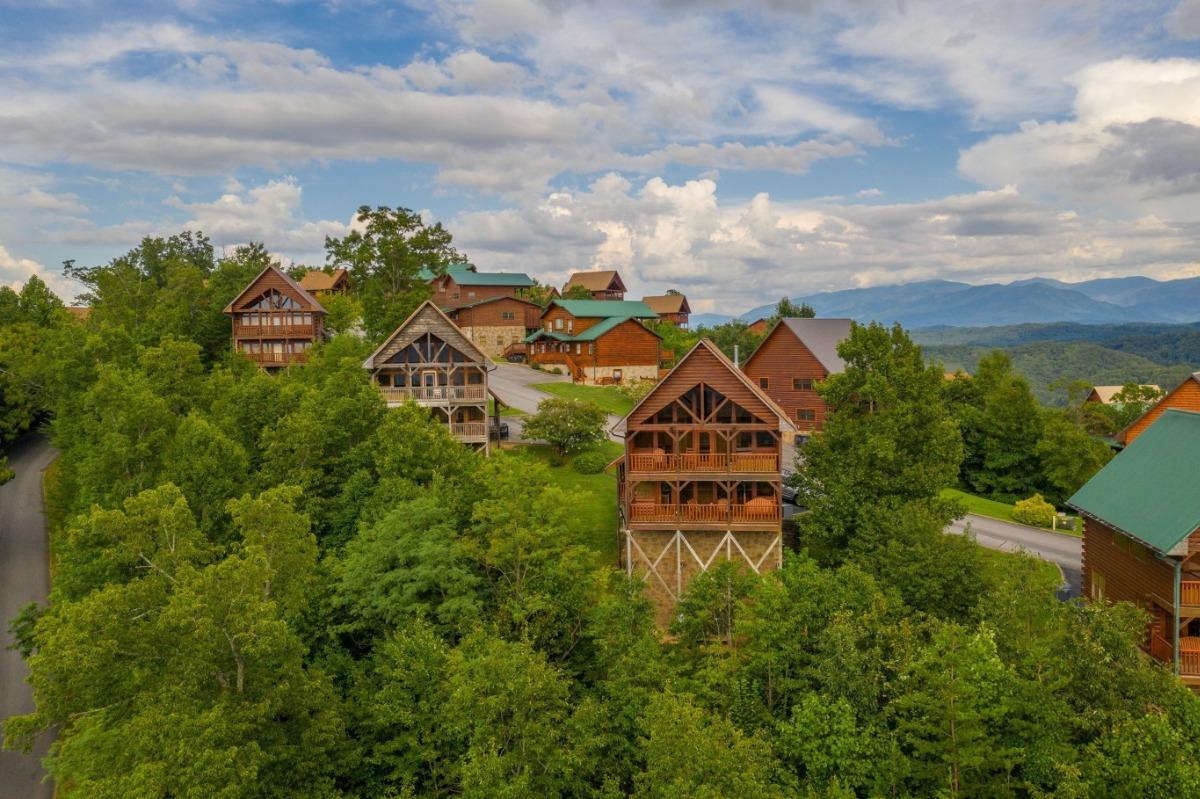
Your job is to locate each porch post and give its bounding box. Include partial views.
[1175,558,1182,677]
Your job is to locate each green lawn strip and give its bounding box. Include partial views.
[503,441,623,563]
[530,382,634,416]
[941,488,1081,537]
[978,547,1067,588]
[488,398,526,417]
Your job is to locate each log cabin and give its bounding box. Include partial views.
[1070,409,1200,687]
[298,268,350,295]
[613,338,795,625]
[432,266,537,307]
[741,318,852,439]
[642,294,692,328]
[444,295,542,359]
[1116,374,1199,445]
[224,264,326,370]
[362,300,494,453]
[563,270,627,300]
[746,318,770,336]
[525,299,663,384]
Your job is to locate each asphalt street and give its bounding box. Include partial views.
[489,361,625,442]
[0,435,54,799]
[948,512,1083,596]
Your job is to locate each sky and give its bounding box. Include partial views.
[2,0,1200,315]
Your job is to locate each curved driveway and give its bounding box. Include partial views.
[948,513,1083,596]
[0,435,54,799]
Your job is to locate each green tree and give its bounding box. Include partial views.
[770,296,815,322]
[797,322,963,557]
[776,693,888,796]
[958,351,1044,500]
[325,206,462,341]
[16,274,65,326]
[671,560,759,649]
[522,397,607,459]
[321,292,363,336]
[162,413,250,539]
[562,283,595,300]
[333,497,482,643]
[1081,712,1200,796]
[633,691,784,799]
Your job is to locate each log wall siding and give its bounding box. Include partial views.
[450,297,540,328]
[1123,378,1200,444]
[541,305,601,335]
[631,345,775,426]
[1082,517,1176,611]
[743,325,830,432]
[433,275,526,305]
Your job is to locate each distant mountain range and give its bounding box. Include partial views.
[691,276,1200,329]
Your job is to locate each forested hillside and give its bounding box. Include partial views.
[928,340,1194,405]
[3,225,1199,797]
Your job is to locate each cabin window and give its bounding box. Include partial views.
[758,377,769,389]
[589,343,595,355]
[377,373,391,387]
[502,311,515,321]
[452,292,459,300]
[796,409,816,423]
[755,431,774,449]
[555,318,564,330]
[613,369,623,382]
[793,378,813,391]
[438,283,445,292]
[575,343,582,354]
[468,291,476,298]
[1091,572,1106,601]
[567,320,574,332]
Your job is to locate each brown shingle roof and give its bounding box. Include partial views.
[223,264,327,314]
[564,270,625,292]
[1089,385,1160,404]
[298,268,348,292]
[641,294,691,315]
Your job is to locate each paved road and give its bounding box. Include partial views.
[489,362,625,443]
[0,435,54,799]
[948,513,1082,596]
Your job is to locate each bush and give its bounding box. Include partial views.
[617,379,656,405]
[1012,493,1056,528]
[572,451,609,474]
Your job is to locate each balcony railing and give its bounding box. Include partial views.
[233,323,316,337]
[627,501,781,526]
[627,452,779,474]
[379,386,487,403]
[1149,633,1200,676]
[241,351,308,365]
[451,422,488,438]
[1182,580,1200,606]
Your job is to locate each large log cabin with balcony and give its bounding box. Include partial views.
[742,317,852,440]
[1069,409,1200,687]
[613,338,795,624]
[224,264,326,370]
[444,295,542,359]
[362,300,494,453]
[563,270,627,300]
[1118,373,1200,445]
[642,294,691,328]
[525,299,663,384]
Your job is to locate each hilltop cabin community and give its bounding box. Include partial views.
[214,262,1200,670]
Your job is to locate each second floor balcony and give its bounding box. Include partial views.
[378,385,487,405]
[626,451,778,476]
[625,499,781,530]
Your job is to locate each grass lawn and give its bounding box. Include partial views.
[979,547,1066,587]
[488,398,526,417]
[502,440,624,563]
[531,382,634,416]
[942,487,1081,537]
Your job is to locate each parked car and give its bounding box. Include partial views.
[781,468,797,504]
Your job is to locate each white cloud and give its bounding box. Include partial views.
[959,58,1200,214]
[454,174,1200,312]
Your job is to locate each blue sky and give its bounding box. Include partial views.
[3,0,1200,314]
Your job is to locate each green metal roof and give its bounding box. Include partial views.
[451,271,535,287]
[1068,409,1200,554]
[524,316,660,343]
[547,299,657,318]
[418,262,476,281]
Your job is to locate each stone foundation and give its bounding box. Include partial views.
[462,325,527,358]
[578,364,659,385]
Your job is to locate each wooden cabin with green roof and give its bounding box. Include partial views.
[431,264,537,308]
[525,299,664,384]
[1069,408,1200,685]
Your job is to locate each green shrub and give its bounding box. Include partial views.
[572,450,610,474]
[1012,493,1056,528]
[617,379,655,405]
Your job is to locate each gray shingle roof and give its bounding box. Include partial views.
[780,318,852,373]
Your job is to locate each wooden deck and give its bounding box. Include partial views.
[240,351,308,366]
[378,385,487,404]
[625,452,778,475]
[627,501,780,529]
